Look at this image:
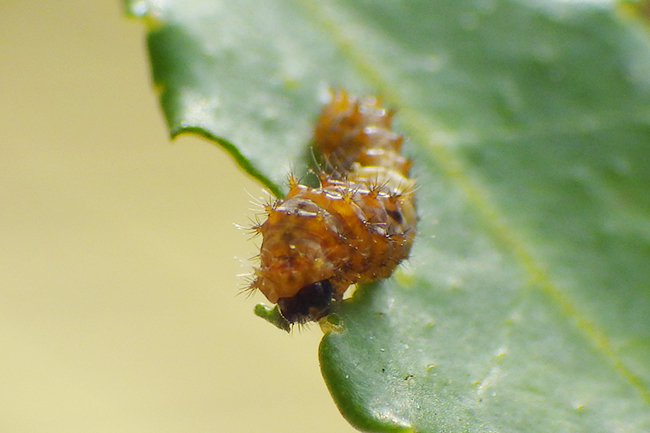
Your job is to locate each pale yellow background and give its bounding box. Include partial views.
[0,2,357,432]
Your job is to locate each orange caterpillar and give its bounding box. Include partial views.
[250,90,416,325]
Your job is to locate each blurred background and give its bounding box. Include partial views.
[0,2,356,432]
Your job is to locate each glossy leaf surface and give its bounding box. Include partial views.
[126,0,650,431]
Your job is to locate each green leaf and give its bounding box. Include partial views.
[126,0,650,431]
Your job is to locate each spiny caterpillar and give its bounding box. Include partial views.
[250,90,416,326]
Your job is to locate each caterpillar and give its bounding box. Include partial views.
[249,90,416,326]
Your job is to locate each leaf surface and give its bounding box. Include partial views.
[126,0,650,431]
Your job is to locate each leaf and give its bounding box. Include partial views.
[125,0,650,431]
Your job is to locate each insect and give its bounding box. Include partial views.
[249,90,416,327]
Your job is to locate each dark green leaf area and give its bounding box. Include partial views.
[324,286,639,433]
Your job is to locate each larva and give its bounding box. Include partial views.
[250,90,416,326]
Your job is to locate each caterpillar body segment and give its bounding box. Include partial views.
[250,90,416,326]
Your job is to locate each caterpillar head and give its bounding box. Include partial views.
[276,279,334,324]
